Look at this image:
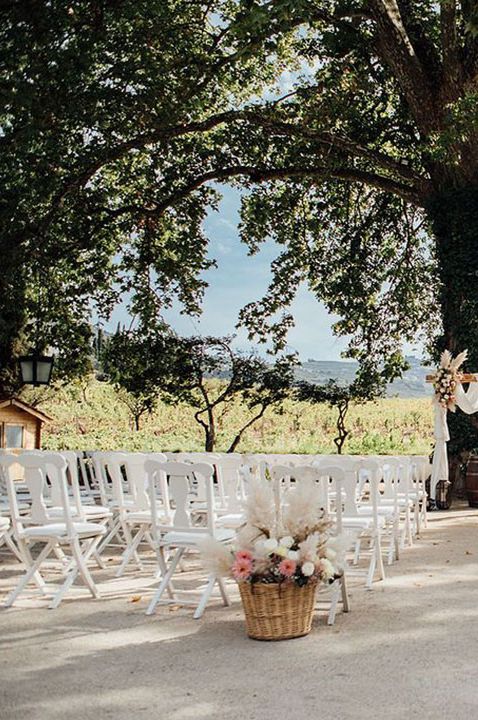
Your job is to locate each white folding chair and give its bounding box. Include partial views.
[145,460,234,619]
[354,459,401,564]
[315,465,350,624]
[89,451,131,554]
[0,452,106,608]
[0,515,24,561]
[322,459,385,589]
[214,457,248,529]
[108,452,169,577]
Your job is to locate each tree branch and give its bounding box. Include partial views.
[369,0,438,133]
[440,0,463,100]
[245,114,424,184]
[227,403,268,453]
[146,163,424,214]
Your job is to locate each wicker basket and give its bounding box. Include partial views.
[238,580,318,641]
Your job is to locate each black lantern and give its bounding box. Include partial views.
[435,479,452,510]
[19,353,54,386]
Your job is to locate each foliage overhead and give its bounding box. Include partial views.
[2,0,478,420]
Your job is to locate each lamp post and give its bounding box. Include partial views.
[18,270,54,387]
[18,353,54,387]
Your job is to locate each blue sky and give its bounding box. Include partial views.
[161,185,350,361]
[110,184,422,362]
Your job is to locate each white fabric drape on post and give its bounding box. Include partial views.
[431,381,478,499]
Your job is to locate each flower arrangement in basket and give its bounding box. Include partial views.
[201,475,345,641]
[433,349,467,411]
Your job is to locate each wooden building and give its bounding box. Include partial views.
[0,398,52,451]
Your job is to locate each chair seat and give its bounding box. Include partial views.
[161,528,234,546]
[82,505,112,519]
[21,522,107,540]
[340,515,386,530]
[47,505,112,520]
[399,490,425,500]
[1,501,29,514]
[109,497,135,509]
[376,498,414,509]
[216,513,244,528]
[123,510,170,524]
[357,505,396,518]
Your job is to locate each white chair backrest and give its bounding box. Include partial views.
[102,452,130,513]
[56,450,85,517]
[215,456,244,511]
[123,453,150,511]
[316,457,361,516]
[357,459,381,524]
[90,452,112,506]
[269,464,294,489]
[269,465,328,523]
[379,457,399,500]
[316,465,345,532]
[146,461,216,537]
[0,452,75,537]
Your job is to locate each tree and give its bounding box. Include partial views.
[0,0,286,394]
[165,336,297,452]
[297,377,382,454]
[4,2,478,463]
[101,325,172,431]
[103,328,295,450]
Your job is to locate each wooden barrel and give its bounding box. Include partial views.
[465,456,478,507]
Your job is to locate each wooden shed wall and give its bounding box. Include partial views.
[0,406,41,451]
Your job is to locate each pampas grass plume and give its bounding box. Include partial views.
[199,536,233,577]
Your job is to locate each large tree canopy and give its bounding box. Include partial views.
[2,1,478,418]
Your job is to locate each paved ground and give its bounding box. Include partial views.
[1,505,478,720]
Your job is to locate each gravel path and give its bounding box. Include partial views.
[1,504,478,720]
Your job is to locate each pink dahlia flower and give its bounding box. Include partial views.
[235,550,253,562]
[232,558,253,580]
[279,558,297,578]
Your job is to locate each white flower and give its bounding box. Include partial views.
[319,558,335,580]
[254,539,268,558]
[279,535,294,548]
[287,550,299,561]
[275,545,288,557]
[263,538,278,553]
[302,561,315,577]
[325,548,337,561]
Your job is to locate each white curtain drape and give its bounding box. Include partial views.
[431,382,478,499]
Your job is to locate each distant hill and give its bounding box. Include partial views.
[95,325,431,398]
[295,356,432,398]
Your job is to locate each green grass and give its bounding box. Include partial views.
[25,379,434,456]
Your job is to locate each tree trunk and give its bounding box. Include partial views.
[227,405,267,453]
[426,185,478,488]
[0,241,27,397]
[334,402,349,454]
[205,426,215,452]
[204,407,216,452]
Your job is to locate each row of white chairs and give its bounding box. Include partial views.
[0,450,429,621]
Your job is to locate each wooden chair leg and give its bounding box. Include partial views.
[116,526,145,577]
[4,542,52,607]
[72,538,100,599]
[327,581,341,625]
[341,574,350,613]
[216,577,230,607]
[146,547,184,616]
[194,575,216,620]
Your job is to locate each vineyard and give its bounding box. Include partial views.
[27,378,434,456]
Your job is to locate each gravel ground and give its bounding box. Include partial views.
[1,504,478,720]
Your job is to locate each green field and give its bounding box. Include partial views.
[26,379,434,456]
